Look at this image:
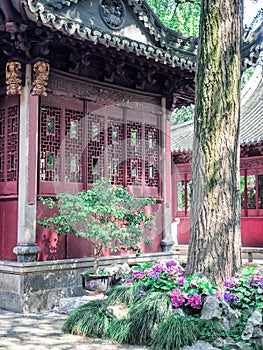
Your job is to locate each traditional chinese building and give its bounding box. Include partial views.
[0,0,261,312]
[171,55,263,247]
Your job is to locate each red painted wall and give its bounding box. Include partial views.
[0,199,18,260]
[176,216,263,247]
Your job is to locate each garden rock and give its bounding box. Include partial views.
[59,294,106,314]
[103,263,131,280]
[106,302,129,319]
[201,296,240,331]
[215,337,251,350]
[242,310,262,341]
[181,340,220,350]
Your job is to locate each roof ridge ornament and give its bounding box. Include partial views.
[100,0,125,30]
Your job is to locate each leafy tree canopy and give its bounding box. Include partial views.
[146,0,262,36]
[146,0,200,36]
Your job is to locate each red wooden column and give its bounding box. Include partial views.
[13,63,40,262]
[160,97,174,251]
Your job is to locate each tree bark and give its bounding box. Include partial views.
[186,0,242,287]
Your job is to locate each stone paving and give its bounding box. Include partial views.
[0,308,148,350]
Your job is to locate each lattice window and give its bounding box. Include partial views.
[145,124,159,187]
[108,117,124,185]
[87,114,105,183]
[127,121,142,186]
[65,109,83,183]
[7,105,19,181]
[40,105,61,182]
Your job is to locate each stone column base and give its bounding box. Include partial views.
[161,239,175,252]
[13,245,41,263]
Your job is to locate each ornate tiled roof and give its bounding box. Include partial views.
[171,57,263,153]
[21,0,198,71]
[8,0,261,71]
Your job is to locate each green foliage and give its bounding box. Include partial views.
[171,104,195,125]
[62,300,110,337]
[223,264,263,311]
[146,0,201,36]
[219,310,251,344]
[197,319,219,343]
[241,66,256,89]
[38,178,156,273]
[151,315,201,350]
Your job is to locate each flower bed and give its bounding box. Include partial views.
[63,260,263,350]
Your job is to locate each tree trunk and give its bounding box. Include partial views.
[93,244,102,275]
[186,0,242,287]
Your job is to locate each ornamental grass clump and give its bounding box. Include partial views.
[62,299,109,337]
[151,315,202,350]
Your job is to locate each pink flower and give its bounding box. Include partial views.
[170,288,186,307]
[188,294,202,309]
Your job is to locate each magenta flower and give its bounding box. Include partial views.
[188,294,202,309]
[132,270,145,279]
[152,263,166,273]
[170,288,186,307]
[123,279,132,285]
[167,265,184,276]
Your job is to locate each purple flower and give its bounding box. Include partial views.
[149,272,160,280]
[224,277,239,289]
[123,279,132,285]
[170,288,186,307]
[144,268,153,275]
[188,294,202,309]
[224,292,240,303]
[243,262,251,266]
[152,263,166,273]
[138,290,146,295]
[166,260,177,268]
[177,276,186,286]
[132,270,145,279]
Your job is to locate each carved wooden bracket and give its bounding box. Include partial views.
[31,61,50,96]
[6,61,22,95]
